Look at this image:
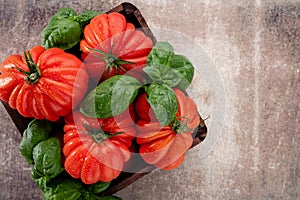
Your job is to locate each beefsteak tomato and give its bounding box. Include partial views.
[135,88,200,170]
[80,12,153,82]
[0,46,88,121]
[63,105,136,184]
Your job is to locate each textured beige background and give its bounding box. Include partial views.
[0,0,299,199]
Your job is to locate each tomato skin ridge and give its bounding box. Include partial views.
[84,25,99,48]
[136,127,173,145]
[81,155,102,184]
[108,12,127,36]
[64,145,89,179]
[161,154,185,170]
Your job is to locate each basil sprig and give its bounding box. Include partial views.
[144,41,194,90]
[42,7,101,50]
[142,42,195,126]
[19,119,64,180]
[19,119,51,164]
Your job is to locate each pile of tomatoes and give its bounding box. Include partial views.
[0,11,201,188]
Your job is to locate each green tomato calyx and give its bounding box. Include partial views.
[171,116,191,134]
[89,45,133,78]
[13,51,41,84]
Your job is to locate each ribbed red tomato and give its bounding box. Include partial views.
[0,46,88,121]
[63,105,136,184]
[80,12,153,82]
[135,89,200,170]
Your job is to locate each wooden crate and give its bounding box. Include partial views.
[1,2,207,195]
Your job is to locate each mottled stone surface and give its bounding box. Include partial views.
[0,0,299,200]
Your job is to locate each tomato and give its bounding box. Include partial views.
[0,46,89,121]
[134,93,156,122]
[135,89,200,170]
[63,105,136,184]
[80,12,153,82]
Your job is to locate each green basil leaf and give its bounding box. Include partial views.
[32,137,64,179]
[146,84,178,126]
[147,41,174,67]
[80,75,141,118]
[49,7,77,22]
[33,176,51,192]
[42,18,81,50]
[88,181,110,194]
[143,65,181,88]
[31,165,45,179]
[146,42,194,89]
[80,89,97,117]
[19,119,51,164]
[143,65,163,84]
[76,11,102,27]
[42,7,98,50]
[42,179,83,200]
[84,194,99,200]
[172,54,194,90]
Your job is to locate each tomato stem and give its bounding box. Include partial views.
[82,122,114,145]
[12,51,41,84]
[13,66,30,75]
[171,116,191,134]
[88,46,133,77]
